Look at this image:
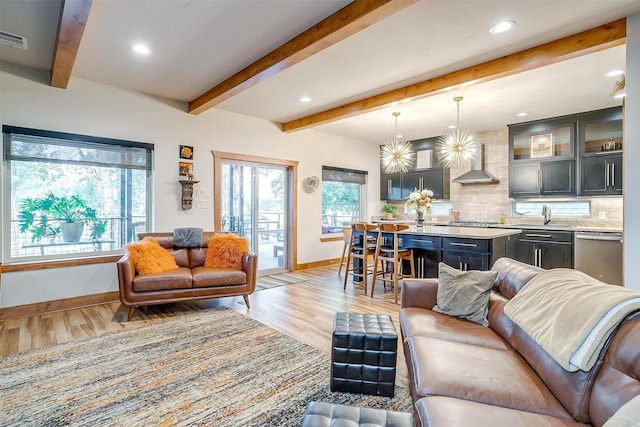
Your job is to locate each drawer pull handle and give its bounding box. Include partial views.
[526,234,552,238]
[450,242,478,247]
[412,239,434,243]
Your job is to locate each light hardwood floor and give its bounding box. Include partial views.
[0,265,409,387]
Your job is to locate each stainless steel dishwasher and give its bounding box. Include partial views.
[574,232,623,285]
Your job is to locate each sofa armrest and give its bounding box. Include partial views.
[401,278,439,309]
[241,252,258,291]
[116,253,136,304]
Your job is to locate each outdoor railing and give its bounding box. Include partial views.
[8,216,146,259]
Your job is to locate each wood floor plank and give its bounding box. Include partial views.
[0,265,409,387]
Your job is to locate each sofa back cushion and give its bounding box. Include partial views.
[492,257,544,299]
[488,257,602,423]
[589,313,640,427]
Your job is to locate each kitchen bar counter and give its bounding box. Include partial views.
[352,226,521,278]
[400,225,521,239]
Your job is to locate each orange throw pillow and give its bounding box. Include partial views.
[205,235,249,269]
[127,237,179,275]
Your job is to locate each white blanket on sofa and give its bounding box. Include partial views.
[504,268,640,372]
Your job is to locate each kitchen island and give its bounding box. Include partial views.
[353,226,521,279]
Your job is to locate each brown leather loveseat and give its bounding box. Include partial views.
[117,231,257,321]
[400,257,640,426]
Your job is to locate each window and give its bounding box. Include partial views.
[321,166,367,235]
[2,126,153,261]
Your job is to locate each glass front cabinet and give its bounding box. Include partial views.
[578,107,623,196]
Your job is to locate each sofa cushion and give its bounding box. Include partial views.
[192,266,248,287]
[173,227,203,248]
[415,396,588,427]
[399,307,508,350]
[404,336,572,419]
[131,267,192,292]
[170,248,189,268]
[127,237,179,275]
[433,263,498,326]
[205,235,249,269]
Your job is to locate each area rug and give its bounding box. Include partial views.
[255,272,308,291]
[0,308,412,426]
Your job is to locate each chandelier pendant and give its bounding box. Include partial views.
[437,97,478,168]
[381,112,414,174]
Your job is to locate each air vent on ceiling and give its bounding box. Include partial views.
[0,30,28,50]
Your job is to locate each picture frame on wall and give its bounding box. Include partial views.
[530,133,553,158]
[179,161,193,176]
[179,145,194,160]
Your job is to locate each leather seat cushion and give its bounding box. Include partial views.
[415,396,588,427]
[400,308,509,350]
[191,266,247,287]
[405,336,572,419]
[132,267,192,292]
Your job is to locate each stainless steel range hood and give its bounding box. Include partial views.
[452,143,500,184]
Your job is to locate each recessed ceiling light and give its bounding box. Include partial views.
[606,69,624,77]
[131,43,151,55]
[448,125,456,129]
[517,112,528,117]
[490,20,515,34]
[300,96,312,103]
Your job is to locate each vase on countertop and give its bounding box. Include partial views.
[415,209,425,229]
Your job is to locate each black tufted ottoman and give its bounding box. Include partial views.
[330,312,398,397]
[301,401,414,427]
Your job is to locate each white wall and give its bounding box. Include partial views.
[624,13,640,291]
[0,65,380,307]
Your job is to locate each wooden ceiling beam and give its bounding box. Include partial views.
[50,0,93,89]
[282,18,626,133]
[188,0,417,115]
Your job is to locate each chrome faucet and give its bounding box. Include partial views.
[542,205,551,225]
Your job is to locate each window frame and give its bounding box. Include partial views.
[321,166,368,236]
[2,125,154,263]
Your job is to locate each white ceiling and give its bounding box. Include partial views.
[1,0,639,143]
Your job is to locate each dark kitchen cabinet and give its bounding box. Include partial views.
[515,230,573,269]
[379,136,450,201]
[508,115,576,198]
[510,160,575,197]
[578,107,623,196]
[441,237,490,271]
[580,154,622,196]
[380,172,402,200]
[401,169,448,200]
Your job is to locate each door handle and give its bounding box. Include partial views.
[606,163,610,187]
[611,163,615,187]
[459,262,463,270]
[387,179,392,194]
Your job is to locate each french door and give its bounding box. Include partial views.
[219,160,290,274]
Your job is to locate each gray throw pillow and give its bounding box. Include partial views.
[433,262,499,327]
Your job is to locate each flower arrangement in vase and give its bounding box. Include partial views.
[406,189,435,228]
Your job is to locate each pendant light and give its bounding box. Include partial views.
[437,97,478,168]
[380,112,414,174]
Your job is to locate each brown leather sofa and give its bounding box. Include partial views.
[400,257,640,427]
[117,232,257,321]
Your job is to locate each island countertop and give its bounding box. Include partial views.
[398,226,522,239]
